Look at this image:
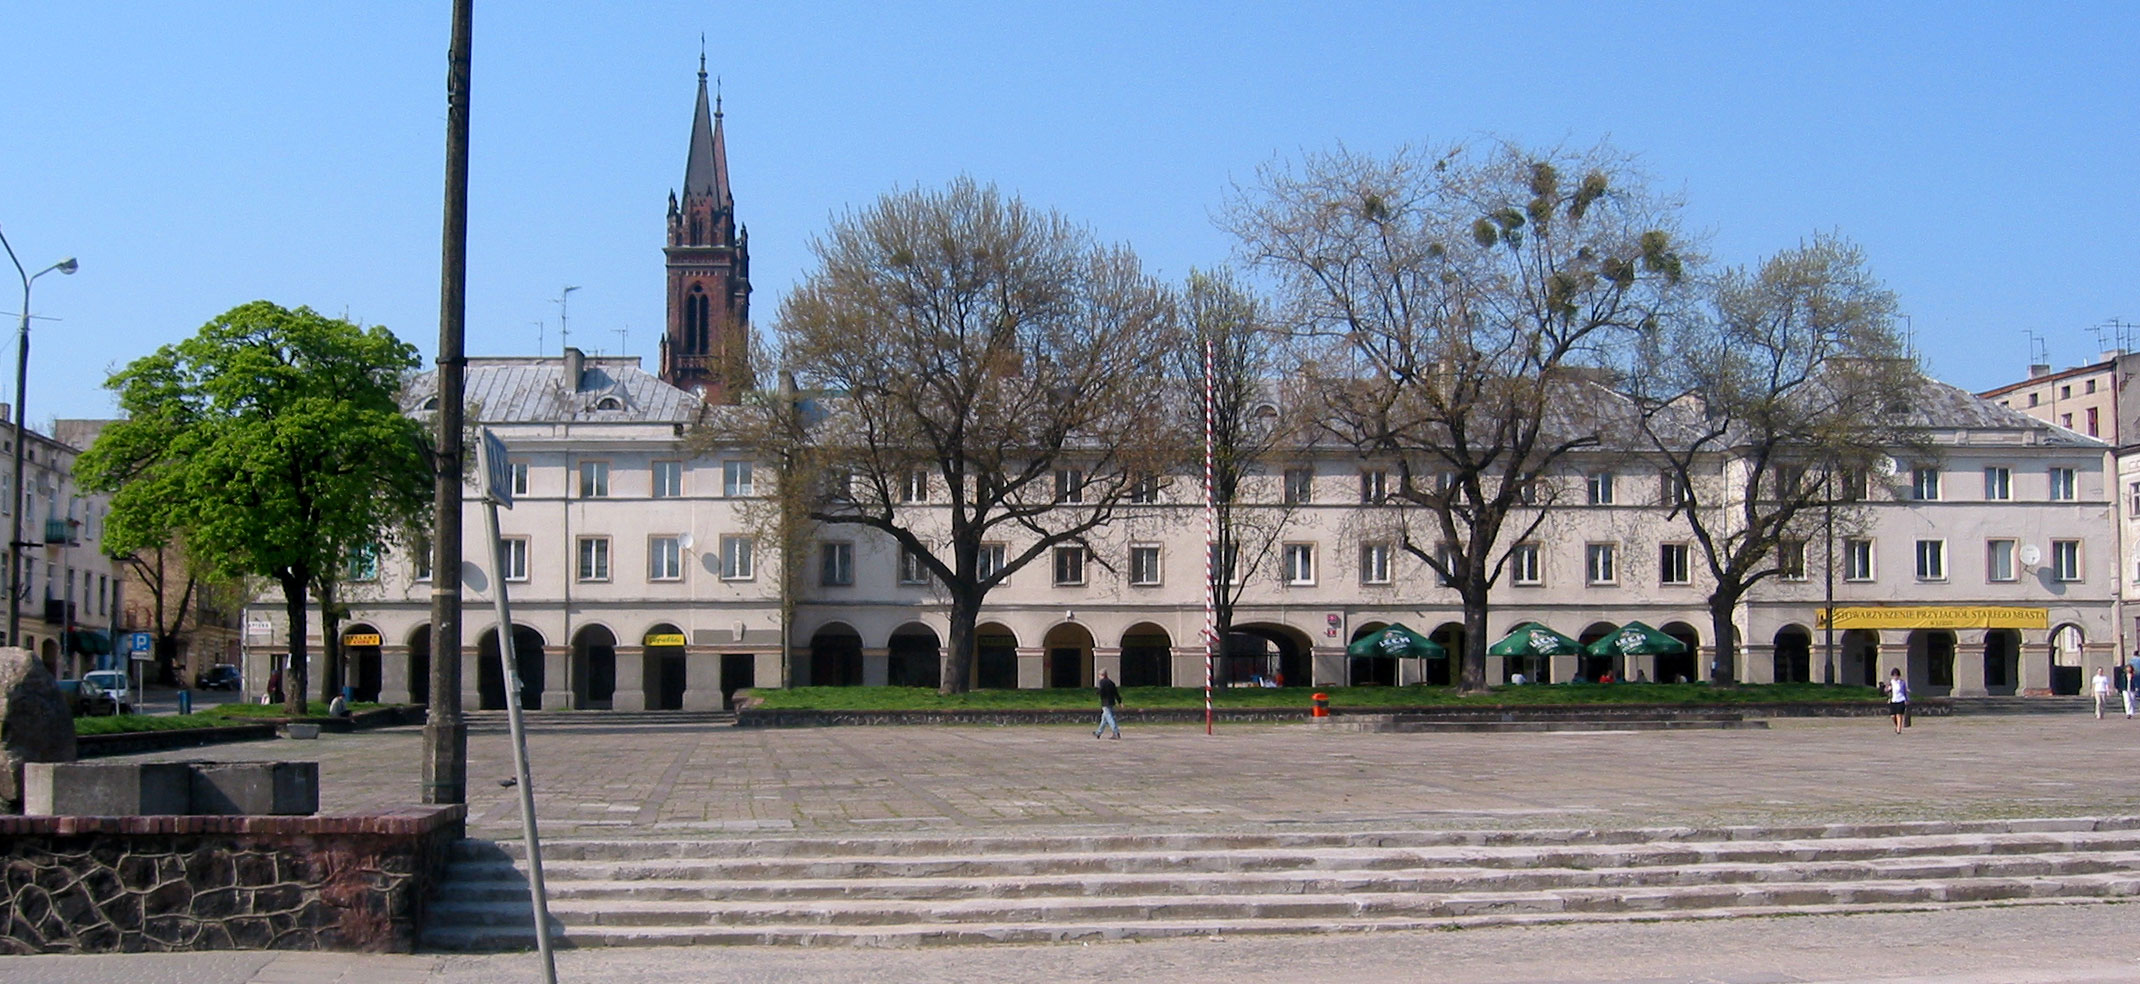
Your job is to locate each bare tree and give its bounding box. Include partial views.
[1632,234,1924,684]
[1230,142,1691,693]
[760,178,1178,694]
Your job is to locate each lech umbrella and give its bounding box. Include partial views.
[1584,620,1687,658]
[1487,622,1584,657]
[1346,622,1448,661]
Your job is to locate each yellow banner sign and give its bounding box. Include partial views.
[1817,606,2048,630]
[343,633,382,646]
[644,633,687,647]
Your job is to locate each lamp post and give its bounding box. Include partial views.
[0,228,78,651]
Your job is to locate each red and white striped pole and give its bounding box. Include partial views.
[1203,335,1216,736]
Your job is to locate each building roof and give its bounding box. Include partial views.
[1909,378,2106,447]
[404,351,702,424]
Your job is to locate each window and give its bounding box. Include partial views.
[820,542,855,586]
[577,537,610,581]
[1283,467,1314,505]
[1509,544,1541,585]
[722,460,754,497]
[1359,542,1391,585]
[1129,474,1161,504]
[1433,542,1459,587]
[412,534,433,582]
[346,544,379,582]
[2087,379,2098,394]
[1839,469,1868,502]
[898,548,931,585]
[2060,384,2072,399]
[1129,545,1163,586]
[1658,471,1689,507]
[579,460,610,498]
[1359,469,1389,504]
[1776,465,1806,499]
[2062,413,2073,429]
[509,461,529,497]
[977,543,1007,581]
[501,537,528,581]
[1585,543,1617,584]
[2130,481,2140,518]
[901,471,928,503]
[1054,469,1085,503]
[649,536,684,580]
[1915,539,1946,581]
[1214,542,1241,585]
[1282,543,1316,585]
[1659,543,1690,585]
[2029,392,2040,407]
[1778,539,1807,581]
[2052,540,2081,581]
[2088,407,2100,437]
[652,460,683,498]
[2049,467,2077,501]
[719,535,754,580]
[1844,539,1874,581]
[1909,466,1939,501]
[1587,472,1615,506]
[1053,546,1087,586]
[1986,539,2016,583]
[1983,466,2011,501]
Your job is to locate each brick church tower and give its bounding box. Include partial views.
[661,54,750,400]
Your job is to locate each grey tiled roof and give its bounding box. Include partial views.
[403,354,701,425]
[1908,378,2106,447]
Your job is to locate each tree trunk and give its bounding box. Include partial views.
[1708,588,1741,687]
[1458,579,1491,695]
[280,576,308,716]
[940,590,980,695]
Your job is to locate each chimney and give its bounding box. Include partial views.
[2029,364,2052,378]
[563,347,585,391]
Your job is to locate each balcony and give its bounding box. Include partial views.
[43,518,79,546]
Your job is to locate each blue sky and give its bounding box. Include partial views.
[5,1,2134,427]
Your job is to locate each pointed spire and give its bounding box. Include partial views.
[682,52,730,206]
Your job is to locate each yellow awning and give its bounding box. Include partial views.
[1816,606,2048,630]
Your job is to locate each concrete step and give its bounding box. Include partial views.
[1386,719,1769,732]
[465,710,736,733]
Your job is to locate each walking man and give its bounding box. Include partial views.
[1095,670,1122,739]
[2093,666,2112,720]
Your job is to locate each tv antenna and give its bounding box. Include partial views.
[554,286,580,354]
[2097,318,2139,355]
[612,325,629,357]
[530,320,545,353]
[2024,329,2048,367]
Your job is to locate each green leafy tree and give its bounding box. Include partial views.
[77,301,432,715]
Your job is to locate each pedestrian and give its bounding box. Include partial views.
[2093,667,2112,720]
[1884,668,1909,734]
[2124,667,2136,720]
[267,668,284,705]
[1094,670,1122,739]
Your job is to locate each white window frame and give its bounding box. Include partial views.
[649,535,684,581]
[901,471,928,503]
[1359,469,1388,504]
[502,537,529,582]
[1915,539,1947,581]
[579,460,610,499]
[1983,466,2011,501]
[1282,467,1314,505]
[1844,538,1875,582]
[509,461,530,497]
[1983,538,2015,583]
[1359,542,1391,585]
[977,542,1007,581]
[1910,466,1940,501]
[2049,467,2077,502]
[1659,542,1690,585]
[1129,544,1163,586]
[577,536,610,582]
[652,460,683,498]
[1282,543,1316,586]
[2052,539,2082,582]
[346,543,379,583]
[719,535,754,580]
[722,460,754,497]
[1053,545,1087,586]
[1055,469,1085,504]
[1129,474,1161,505]
[898,547,931,585]
[1778,539,1807,581]
[1587,472,1615,506]
[1510,543,1541,585]
[820,541,855,586]
[1585,542,1617,585]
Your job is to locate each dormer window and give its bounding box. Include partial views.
[594,396,622,411]
[419,396,440,411]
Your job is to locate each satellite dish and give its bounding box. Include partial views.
[677,533,695,552]
[1873,456,1899,477]
[2020,544,2041,567]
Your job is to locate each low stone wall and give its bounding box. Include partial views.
[0,805,464,954]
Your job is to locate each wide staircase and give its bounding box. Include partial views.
[463,709,737,734]
[423,816,2140,949]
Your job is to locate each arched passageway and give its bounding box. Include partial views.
[477,625,546,710]
[1772,626,1812,684]
[573,624,618,708]
[975,624,1019,689]
[1658,623,1700,684]
[808,624,864,687]
[1119,623,1173,687]
[888,624,941,688]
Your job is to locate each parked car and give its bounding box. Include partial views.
[196,664,241,691]
[81,670,132,715]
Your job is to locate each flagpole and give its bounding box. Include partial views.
[1203,335,1216,736]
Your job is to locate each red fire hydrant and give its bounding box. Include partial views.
[1311,692,1329,718]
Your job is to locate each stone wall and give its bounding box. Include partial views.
[0,806,464,953]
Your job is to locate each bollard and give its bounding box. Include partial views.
[1311,692,1329,718]
[178,689,192,715]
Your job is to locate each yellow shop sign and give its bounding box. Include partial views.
[343,633,382,646]
[1816,606,2048,630]
[644,633,688,647]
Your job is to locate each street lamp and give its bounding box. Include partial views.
[0,227,78,652]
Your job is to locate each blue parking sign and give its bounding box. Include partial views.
[127,632,153,655]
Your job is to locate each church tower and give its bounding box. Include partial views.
[662,53,750,400]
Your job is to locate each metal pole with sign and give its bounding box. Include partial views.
[479,429,556,983]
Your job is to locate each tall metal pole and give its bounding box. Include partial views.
[1202,336,1216,736]
[482,478,556,983]
[1823,472,1836,685]
[423,0,473,807]
[0,231,75,652]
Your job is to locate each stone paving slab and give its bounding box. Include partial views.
[111,713,2140,837]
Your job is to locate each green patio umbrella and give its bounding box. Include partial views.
[1584,620,1688,657]
[1487,622,1584,657]
[1346,622,1448,660]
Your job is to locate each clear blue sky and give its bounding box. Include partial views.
[5,1,2134,428]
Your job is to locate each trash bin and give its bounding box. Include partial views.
[342,685,355,703]
[178,690,192,715]
[1311,692,1329,718]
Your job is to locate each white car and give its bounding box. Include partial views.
[81,670,133,714]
